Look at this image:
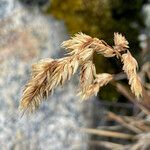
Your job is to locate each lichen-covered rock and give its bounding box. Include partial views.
[0,0,93,149]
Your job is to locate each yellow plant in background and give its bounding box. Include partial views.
[48,0,113,39]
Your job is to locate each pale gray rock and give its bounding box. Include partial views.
[0,0,93,149]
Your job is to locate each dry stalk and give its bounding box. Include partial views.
[88,140,124,149]
[20,32,143,113]
[116,83,150,115]
[79,127,137,140]
[107,112,143,133]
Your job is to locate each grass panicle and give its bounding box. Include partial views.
[20,32,143,113]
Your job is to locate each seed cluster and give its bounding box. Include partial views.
[20,33,142,113]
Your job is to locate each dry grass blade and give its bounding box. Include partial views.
[88,140,124,150]
[79,128,137,140]
[105,111,150,150]
[107,112,143,133]
[116,83,150,115]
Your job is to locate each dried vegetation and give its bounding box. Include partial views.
[20,32,143,113]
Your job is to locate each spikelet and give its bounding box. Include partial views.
[114,32,129,51]
[61,32,93,55]
[130,75,143,99]
[19,56,79,113]
[122,51,142,98]
[78,48,94,64]
[62,33,95,63]
[79,73,113,100]
[79,60,96,92]
[92,38,115,57]
[62,33,115,58]
[19,58,58,113]
[32,58,54,77]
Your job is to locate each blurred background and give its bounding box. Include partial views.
[0,0,149,149]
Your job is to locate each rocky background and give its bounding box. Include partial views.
[0,0,93,149]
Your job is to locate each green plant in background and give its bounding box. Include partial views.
[46,0,147,101]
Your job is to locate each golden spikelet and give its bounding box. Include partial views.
[62,32,115,58]
[61,32,93,55]
[92,38,115,57]
[114,32,129,51]
[62,33,95,63]
[78,73,113,100]
[78,47,94,63]
[130,75,143,99]
[20,56,79,113]
[79,61,96,92]
[19,59,58,113]
[20,32,143,113]
[122,51,142,98]
[32,58,54,77]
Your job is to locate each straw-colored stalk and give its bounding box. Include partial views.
[20,32,143,113]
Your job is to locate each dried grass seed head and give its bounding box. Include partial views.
[20,56,80,113]
[20,32,143,113]
[19,59,59,113]
[122,51,142,98]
